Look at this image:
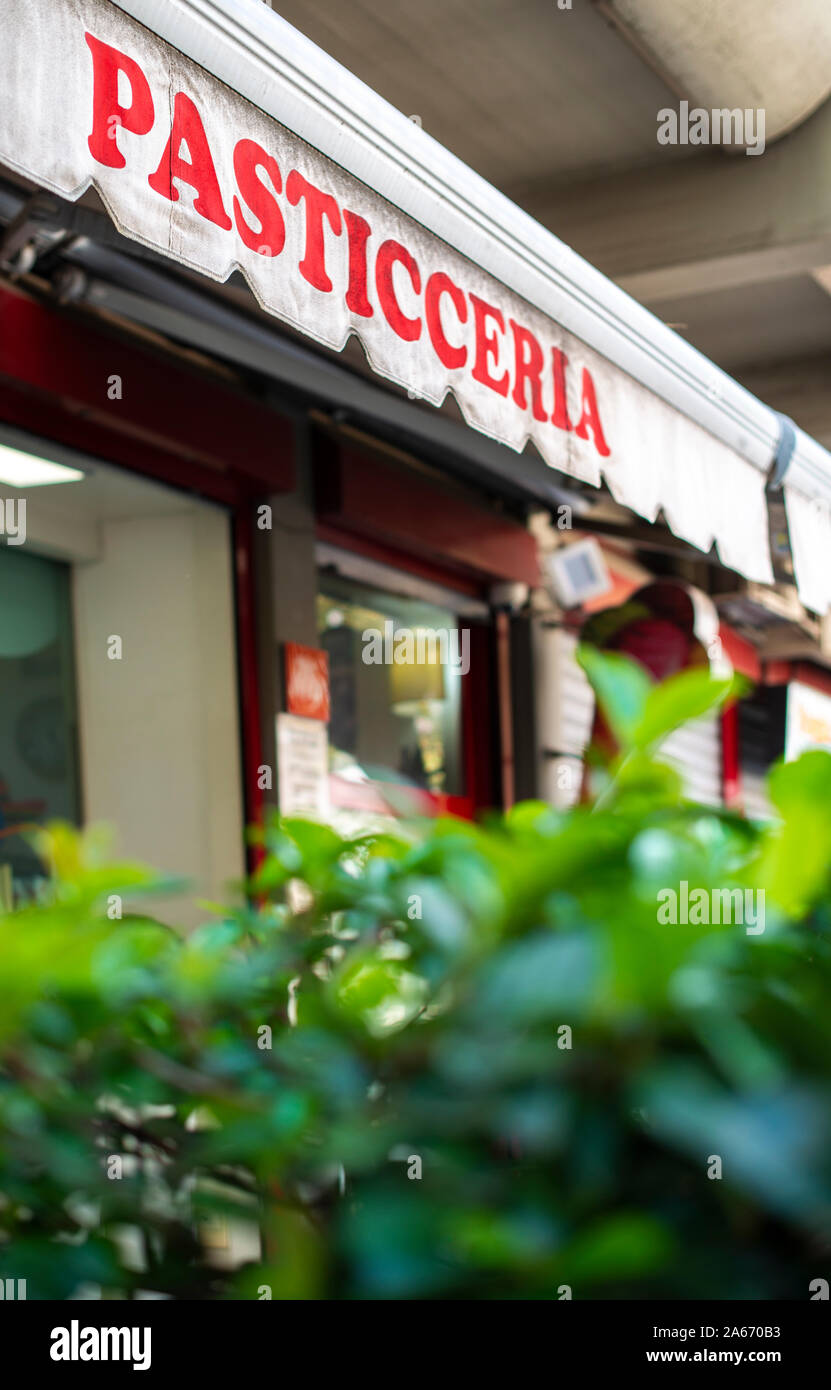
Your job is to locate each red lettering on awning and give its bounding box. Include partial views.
[285,171,342,293]
[79,25,612,462]
[376,240,422,341]
[425,272,467,369]
[232,139,285,257]
[470,294,509,397]
[574,367,610,456]
[85,33,155,170]
[551,347,573,432]
[343,210,374,318]
[148,92,232,230]
[510,320,547,422]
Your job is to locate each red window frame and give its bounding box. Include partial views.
[315,523,496,821]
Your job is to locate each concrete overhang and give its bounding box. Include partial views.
[599,0,831,147]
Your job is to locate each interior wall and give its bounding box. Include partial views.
[72,505,245,928]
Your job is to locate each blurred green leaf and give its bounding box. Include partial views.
[635,668,735,750]
[577,646,651,747]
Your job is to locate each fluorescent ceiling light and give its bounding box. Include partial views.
[0,443,85,487]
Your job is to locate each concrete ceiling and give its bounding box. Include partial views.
[637,275,831,374]
[266,0,688,190]
[266,0,831,444]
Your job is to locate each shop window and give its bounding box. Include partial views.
[317,573,465,798]
[0,433,245,927]
[0,548,80,905]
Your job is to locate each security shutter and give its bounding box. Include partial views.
[660,715,723,806]
[533,625,595,808]
[534,622,724,808]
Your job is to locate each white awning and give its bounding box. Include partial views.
[0,0,780,583]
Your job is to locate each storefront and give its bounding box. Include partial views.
[3,0,831,914]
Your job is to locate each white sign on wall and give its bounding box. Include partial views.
[0,0,773,584]
[785,681,831,760]
[276,713,330,820]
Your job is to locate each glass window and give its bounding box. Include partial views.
[317,573,466,797]
[0,547,80,905]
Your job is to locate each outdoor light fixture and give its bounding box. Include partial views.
[546,539,612,609]
[0,443,85,487]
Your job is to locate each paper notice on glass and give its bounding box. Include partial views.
[785,681,831,760]
[276,713,330,819]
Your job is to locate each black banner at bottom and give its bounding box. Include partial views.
[0,1299,825,1377]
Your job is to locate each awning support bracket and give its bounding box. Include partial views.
[770,413,798,489]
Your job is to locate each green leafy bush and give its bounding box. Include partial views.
[1,656,830,1299]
